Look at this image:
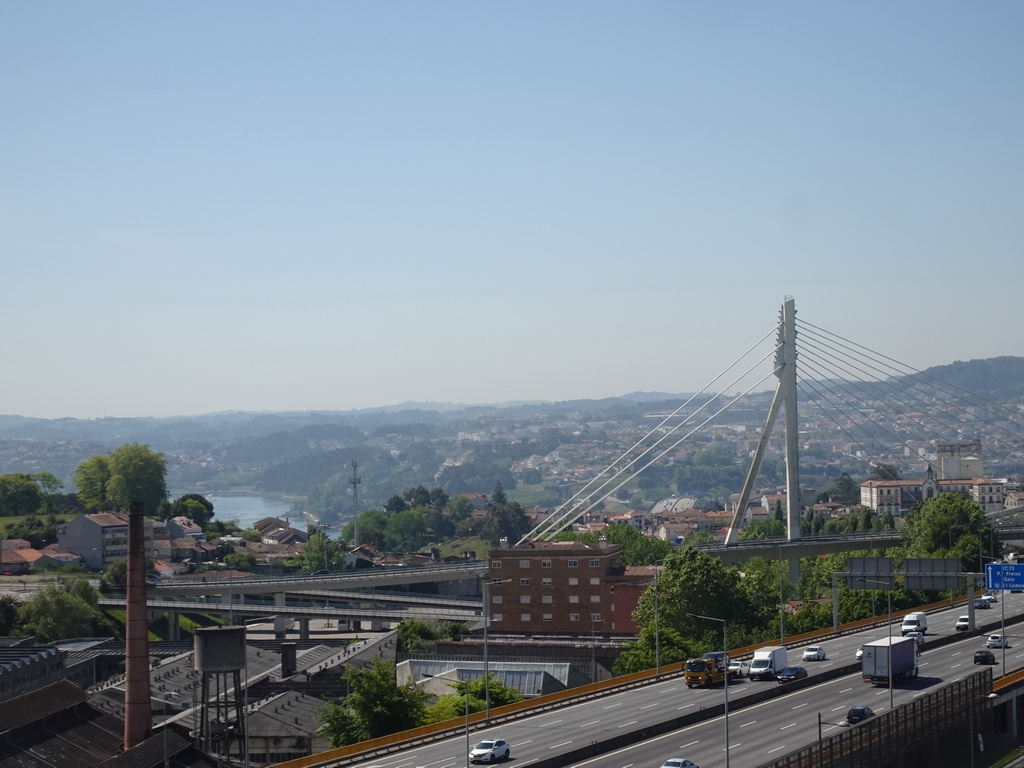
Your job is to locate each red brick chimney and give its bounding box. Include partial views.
[124,500,152,749]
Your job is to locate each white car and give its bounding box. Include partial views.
[802,645,826,661]
[982,593,998,604]
[660,760,699,768]
[955,615,970,631]
[727,660,750,677]
[986,634,1011,649]
[469,738,511,763]
[855,646,864,660]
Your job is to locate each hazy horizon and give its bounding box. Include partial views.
[3,2,1021,420]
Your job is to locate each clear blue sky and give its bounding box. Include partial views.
[2,2,1021,419]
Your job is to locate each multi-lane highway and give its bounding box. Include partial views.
[300,591,1023,768]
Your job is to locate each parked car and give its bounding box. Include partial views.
[974,650,997,665]
[802,645,826,661]
[469,739,511,764]
[986,634,1010,649]
[659,760,699,768]
[727,660,750,678]
[777,666,808,683]
[846,706,875,724]
[955,615,970,631]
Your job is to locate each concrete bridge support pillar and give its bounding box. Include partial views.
[274,592,286,607]
[299,618,310,641]
[166,612,179,641]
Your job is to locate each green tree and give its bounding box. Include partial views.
[834,472,860,505]
[385,509,427,552]
[738,520,786,541]
[106,443,168,516]
[17,585,108,642]
[900,492,990,571]
[318,657,429,747]
[0,474,43,517]
[224,551,257,570]
[171,494,215,527]
[424,673,523,724]
[631,549,755,647]
[612,625,699,674]
[869,464,903,481]
[73,456,111,510]
[292,531,343,573]
[32,472,64,515]
[0,595,18,636]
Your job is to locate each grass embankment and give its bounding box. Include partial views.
[104,609,226,642]
[0,513,76,536]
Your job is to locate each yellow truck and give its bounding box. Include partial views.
[684,651,728,688]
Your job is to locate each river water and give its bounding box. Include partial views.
[206,495,299,531]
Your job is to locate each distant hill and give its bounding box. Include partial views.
[905,356,1024,404]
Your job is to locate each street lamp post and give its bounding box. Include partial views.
[688,613,730,768]
[481,577,512,720]
[857,577,894,710]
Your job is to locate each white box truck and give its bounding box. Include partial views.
[862,636,918,686]
[900,611,928,636]
[747,645,787,681]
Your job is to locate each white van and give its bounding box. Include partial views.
[900,611,928,636]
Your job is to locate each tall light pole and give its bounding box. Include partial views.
[481,577,512,720]
[688,613,729,768]
[857,577,893,710]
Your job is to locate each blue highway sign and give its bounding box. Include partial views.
[985,563,1024,591]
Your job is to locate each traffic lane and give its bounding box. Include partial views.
[568,631,1016,768]
[343,595,1024,768]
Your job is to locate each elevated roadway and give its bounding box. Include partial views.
[272,591,1024,768]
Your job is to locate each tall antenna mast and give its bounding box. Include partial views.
[350,459,361,547]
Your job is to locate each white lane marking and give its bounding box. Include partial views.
[548,741,573,749]
[539,719,562,727]
[768,745,787,753]
[617,721,638,728]
[839,687,853,693]
[739,721,757,728]
[792,702,808,709]
[640,703,660,710]
[578,721,600,728]
[781,722,797,730]
[678,741,699,749]
[603,702,623,709]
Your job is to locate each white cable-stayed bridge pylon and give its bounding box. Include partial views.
[517,322,784,545]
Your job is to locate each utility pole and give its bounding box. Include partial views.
[350,460,361,547]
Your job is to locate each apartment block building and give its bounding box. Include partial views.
[486,539,626,635]
[57,512,154,570]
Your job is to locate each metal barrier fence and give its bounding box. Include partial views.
[755,670,993,768]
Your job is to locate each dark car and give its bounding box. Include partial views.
[975,650,997,665]
[777,666,808,683]
[975,599,991,609]
[846,706,875,724]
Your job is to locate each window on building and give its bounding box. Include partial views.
[569,595,579,603]
[589,559,600,567]
[568,577,579,585]
[590,613,602,622]
[520,578,530,586]
[541,560,552,568]
[520,595,531,604]
[519,560,529,568]
[590,577,600,585]
[543,614,553,622]
[568,560,578,568]
[542,595,553,603]
[542,577,552,586]
[490,560,502,568]
[521,614,531,622]
[493,613,503,622]
[569,613,580,622]
[590,595,600,603]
